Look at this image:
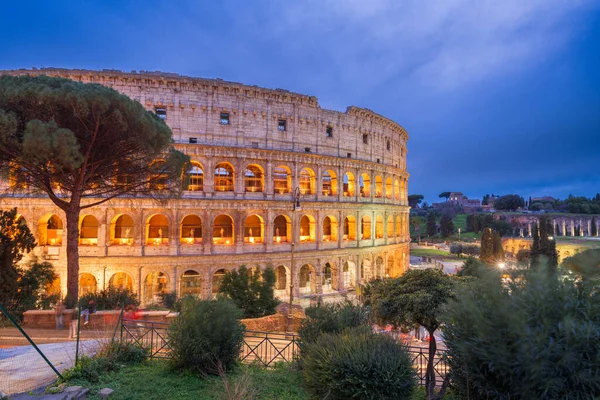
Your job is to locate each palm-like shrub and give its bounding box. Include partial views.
[168,297,245,375]
[303,327,415,399]
[444,265,600,399]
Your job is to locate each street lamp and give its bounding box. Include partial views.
[287,187,301,334]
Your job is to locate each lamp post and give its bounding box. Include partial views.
[288,187,301,334]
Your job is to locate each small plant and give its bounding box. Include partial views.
[79,287,139,310]
[157,291,178,310]
[303,327,415,399]
[218,361,256,400]
[168,297,245,375]
[218,266,279,318]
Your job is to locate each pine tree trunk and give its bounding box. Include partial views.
[65,206,81,307]
[426,328,437,400]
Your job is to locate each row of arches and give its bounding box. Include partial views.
[185,161,407,200]
[35,212,408,246]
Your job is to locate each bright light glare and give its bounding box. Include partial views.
[498,263,506,269]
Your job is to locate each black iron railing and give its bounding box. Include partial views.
[120,318,172,359]
[241,330,298,367]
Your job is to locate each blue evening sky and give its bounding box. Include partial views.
[1,1,599,203]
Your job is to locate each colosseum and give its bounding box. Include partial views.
[0,68,410,306]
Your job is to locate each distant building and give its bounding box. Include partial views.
[433,192,481,212]
[531,196,556,204]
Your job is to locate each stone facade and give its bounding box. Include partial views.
[0,68,410,305]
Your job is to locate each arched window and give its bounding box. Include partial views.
[79,215,98,245]
[361,216,372,240]
[394,179,400,200]
[374,176,383,198]
[109,272,133,291]
[322,263,332,291]
[343,172,355,197]
[212,269,227,295]
[244,165,264,192]
[343,216,356,240]
[273,165,291,194]
[40,214,63,246]
[147,214,169,245]
[214,162,234,192]
[79,273,97,295]
[144,272,168,303]
[274,265,288,291]
[387,216,394,238]
[375,257,384,279]
[299,168,316,194]
[299,215,315,242]
[322,170,337,196]
[244,215,263,243]
[375,215,384,239]
[112,214,134,245]
[299,264,316,295]
[359,173,371,198]
[187,162,204,191]
[149,161,169,190]
[385,177,393,199]
[180,215,202,244]
[273,215,289,243]
[396,215,401,237]
[213,214,234,245]
[322,216,338,242]
[180,270,202,296]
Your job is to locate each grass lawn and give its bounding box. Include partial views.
[453,214,467,231]
[410,248,450,257]
[68,361,309,400]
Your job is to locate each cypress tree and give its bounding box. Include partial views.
[426,212,437,237]
[480,228,494,264]
[492,231,504,262]
[530,216,558,271]
[440,214,455,238]
[473,214,480,234]
[466,215,474,232]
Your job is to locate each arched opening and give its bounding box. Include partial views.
[79,215,98,246]
[244,164,264,192]
[149,160,169,190]
[180,270,202,296]
[273,215,290,243]
[359,173,371,197]
[321,170,337,196]
[109,272,133,292]
[274,265,288,291]
[273,165,291,194]
[79,273,97,295]
[40,214,63,246]
[385,177,393,199]
[396,215,402,238]
[187,161,204,191]
[299,264,316,295]
[322,216,338,242]
[394,179,400,200]
[343,216,356,240]
[375,175,383,198]
[343,172,355,197]
[212,269,227,295]
[299,168,316,195]
[343,261,356,288]
[180,215,202,244]
[375,257,384,279]
[213,214,234,245]
[375,215,384,239]
[244,215,263,243]
[387,216,394,238]
[144,272,168,303]
[299,215,315,242]
[111,214,134,245]
[360,259,371,281]
[361,216,372,240]
[322,262,333,292]
[146,214,169,245]
[214,162,234,192]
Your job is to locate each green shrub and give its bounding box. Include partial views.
[445,265,600,399]
[157,291,178,310]
[79,287,139,310]
[297,301,369,356]
[168,297,245,375]
[303,327,415,399]
[218,266,279,318]
[100,341,149,365]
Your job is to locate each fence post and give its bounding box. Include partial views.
[75,301,82,366]
[0,303,64,381]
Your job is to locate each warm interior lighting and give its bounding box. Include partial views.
[276,236,281,243]
[249,237,255,244]
[50,238,56,245]
[225,240,230,245]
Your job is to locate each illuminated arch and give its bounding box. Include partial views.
[79,273,97,295]
[180,270,202,296]
[111,214,134,245]
[374,175,383,198]
[299,167,316,195]
[322,216,338,242]
[146,214,169,245]
[39,214,63,246]
[321,170,337,196]
[244,164,264,193]
[299,215,316,242]
[244,214,264,243]
[273,215,290,243]
[214,162,234,192]
[361,215,372,240]
[143,272,169,303]
[187,161,204,191]
[180,214,202,244]
[79,215,98,245]
[359,173,371,198]
[385,177,393,199]
[343,215,356,240]
[109,272,133,291]
[213,214,234,245]
[343,172,356,197]
[273,165,291,194]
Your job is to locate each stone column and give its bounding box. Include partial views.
[588,220,592,237]
[173,266,179,298]
[204,210,213,255]
[316,211,322,250]
[527,223,532,237]
[570,221,575,237]
[235,212,244,254]
[205,158,214,196]
[552,220,557,237]
[265,160,273,196]
[337,167,344,202]
[337,210,344,249]
[265,209,273,252]
[562,220,566,236]
[315,164,322,198]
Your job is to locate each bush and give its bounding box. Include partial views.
[303,327,415,399]
[157,291,178,310]
[168,297,245,375]
[218,266,279,318]
[79,287,139,310]
[297,301,369,355]
[444,265,600,399]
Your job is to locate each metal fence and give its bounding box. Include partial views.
[120,318,449,386]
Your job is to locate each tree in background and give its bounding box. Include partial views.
[439,213,454,238]
[408,194,424,208]
[493,194,525,211]
[368,269,455,399]
[473,213,481,233]
[561,249,600,288]
[439,192,451,201]
[0,75,189,305]
[0,208,36,306]
[13,262,58,312]
[456,257,486,278]
[492,220,513,237]
[466,214,475,232]
[482,194,490,205]
[492,230,505,263]
[530,216,558,271]
[426,211,437,236]
[218,266,279,318]
[480,228,495,264]
[478,214,494,231]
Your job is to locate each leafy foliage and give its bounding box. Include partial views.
[218,266,279,318]
[303,327,415,400]
[79,287,139,311]
[444,265,600,399]
[561,248,600,286]
[0,208,36,305]
[168,297,245,375]
[439,213,454,237]
[493,194,525,211]
[531,216,558,271]
[408,194,424,208]
[450,242,481,258]
[426,212,437,236]
[456,257,486,278]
